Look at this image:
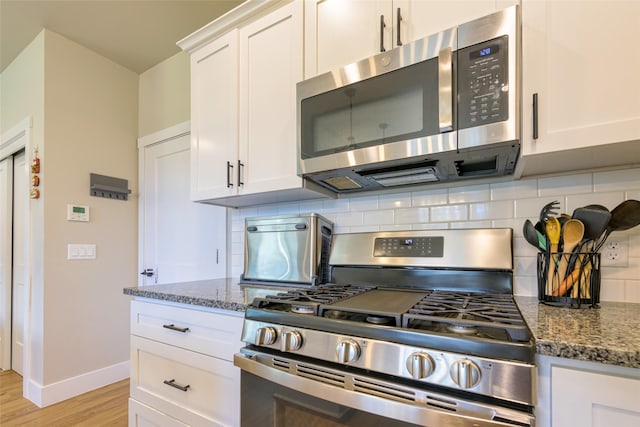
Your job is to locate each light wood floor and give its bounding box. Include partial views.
[0,369,129,426]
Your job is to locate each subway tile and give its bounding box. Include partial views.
[491,179,537,201]
[448,184,490,204]
[349,194,379,211]
[594,168,640,193]
[492,218,523,232]
[381,224,412,231]
[349,225,380,233]
[379,192,412,209]
[364,209,394,225]
[629,234,640,257]
[515,255,537,277]
[450,220,491,229]
[322,198,350,213]
[411,223,448,230]
[625,280,640,303]
[276,202,301,214]
[231,219,245,232]
[513,275,537,297]
[411,188,448,206]
[394,207,429,224]
[257,204,281,216]
[299,200,325,213]
[565,192,623,213]
[431,204,468,222]
[469,200,513,220]
[538,173,592,197]
[599,279,625,302]
[626,190,640,200]
[334,211,364,226]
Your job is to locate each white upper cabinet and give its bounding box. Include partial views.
[238,1,304,196]
[190,30,239,201]
[305,0,516,77]
[519,0,640,176]
[182,1,332,208]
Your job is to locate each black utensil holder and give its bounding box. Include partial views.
[537,252,600,308]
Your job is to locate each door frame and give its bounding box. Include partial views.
[0,116,32,375]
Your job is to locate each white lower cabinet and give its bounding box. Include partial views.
[129,300,243,427]
[537,355,640,427]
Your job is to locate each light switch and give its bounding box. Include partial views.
[68,244,96,260]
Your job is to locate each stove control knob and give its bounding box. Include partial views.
[406,352,435,379]
[255,327,277,345]
[282,331,303,352]
[336,339,360,364]
[450,359,481,389]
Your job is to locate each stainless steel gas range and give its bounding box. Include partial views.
[234,229,535,427]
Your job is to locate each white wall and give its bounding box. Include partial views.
[138,52,190,136]
[230,167,640,303]
[0,29,137,405]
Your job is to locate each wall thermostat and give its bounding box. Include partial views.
[67,204,90,222]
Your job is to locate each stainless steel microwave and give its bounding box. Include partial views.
[297,6,520,193]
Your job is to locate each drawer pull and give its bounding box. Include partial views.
[162,324,190,333]
[163,379,190,392]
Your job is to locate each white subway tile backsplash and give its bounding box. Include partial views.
[411,188,448,206]
[469,200,513,220]
[491,178,537,201]
[448,184,490,204]
[379,192,412,208]
[538,173,592,197]
[395,207,429,224]
[594,169,640,193]
[430,204,468,222]
[364,209,394,225]
[229,166,640,302]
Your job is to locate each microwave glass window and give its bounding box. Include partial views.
[313,87,423,153]
[300,58,440,159]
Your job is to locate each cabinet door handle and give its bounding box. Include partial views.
[163,379,190,392]
[238,160,244,187]
[162,324,190,333]
[532,93,539,140]
[226,161,234,188]
[380,15,386,52]
[396,8,402,46]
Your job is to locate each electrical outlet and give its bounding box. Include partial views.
[600,235,628,267]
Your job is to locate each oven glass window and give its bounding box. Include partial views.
[300,58,440,159]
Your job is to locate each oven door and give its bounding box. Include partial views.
[234,348,534,427]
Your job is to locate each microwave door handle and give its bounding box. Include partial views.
[438,47,453,133]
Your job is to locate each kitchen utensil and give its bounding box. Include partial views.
[593,199,640,252]
[552,219,584,297]
[539,200,560,224]
[545,217,561,295]
[523,220,543,250]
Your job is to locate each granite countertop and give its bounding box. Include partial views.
[123,282,640,368]
[123,278,247,312]
[515,296,640,369]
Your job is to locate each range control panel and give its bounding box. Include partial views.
[373,236,444,257]
[458,35,509,129]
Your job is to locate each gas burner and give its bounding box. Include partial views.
[366,315,393,325]
[290,305,315,315]
[446,324,478,335]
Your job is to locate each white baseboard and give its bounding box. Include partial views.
[25,360,130,407]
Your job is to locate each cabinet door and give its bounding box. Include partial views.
[238,1,304,195]
[305,0,391,77]
[521,1,640,160]
[552,366,640,427]
[395,0,513,44]
[191,30,239,201]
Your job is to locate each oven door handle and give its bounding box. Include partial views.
[233,351,533,427]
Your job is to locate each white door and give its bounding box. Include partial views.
[0,156,13,371]
[0,151,27,374]
[140,129,227,285]
[11,151,27,375]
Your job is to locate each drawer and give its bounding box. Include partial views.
[131,300,243,361]
[131,335,240,427]
[129,398,188,427]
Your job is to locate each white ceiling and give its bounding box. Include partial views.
[0,0,244,74]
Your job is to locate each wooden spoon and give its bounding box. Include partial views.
[552,219,584,296]
[545,217,561,295]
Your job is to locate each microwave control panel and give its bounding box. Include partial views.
[457,36,509,129]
